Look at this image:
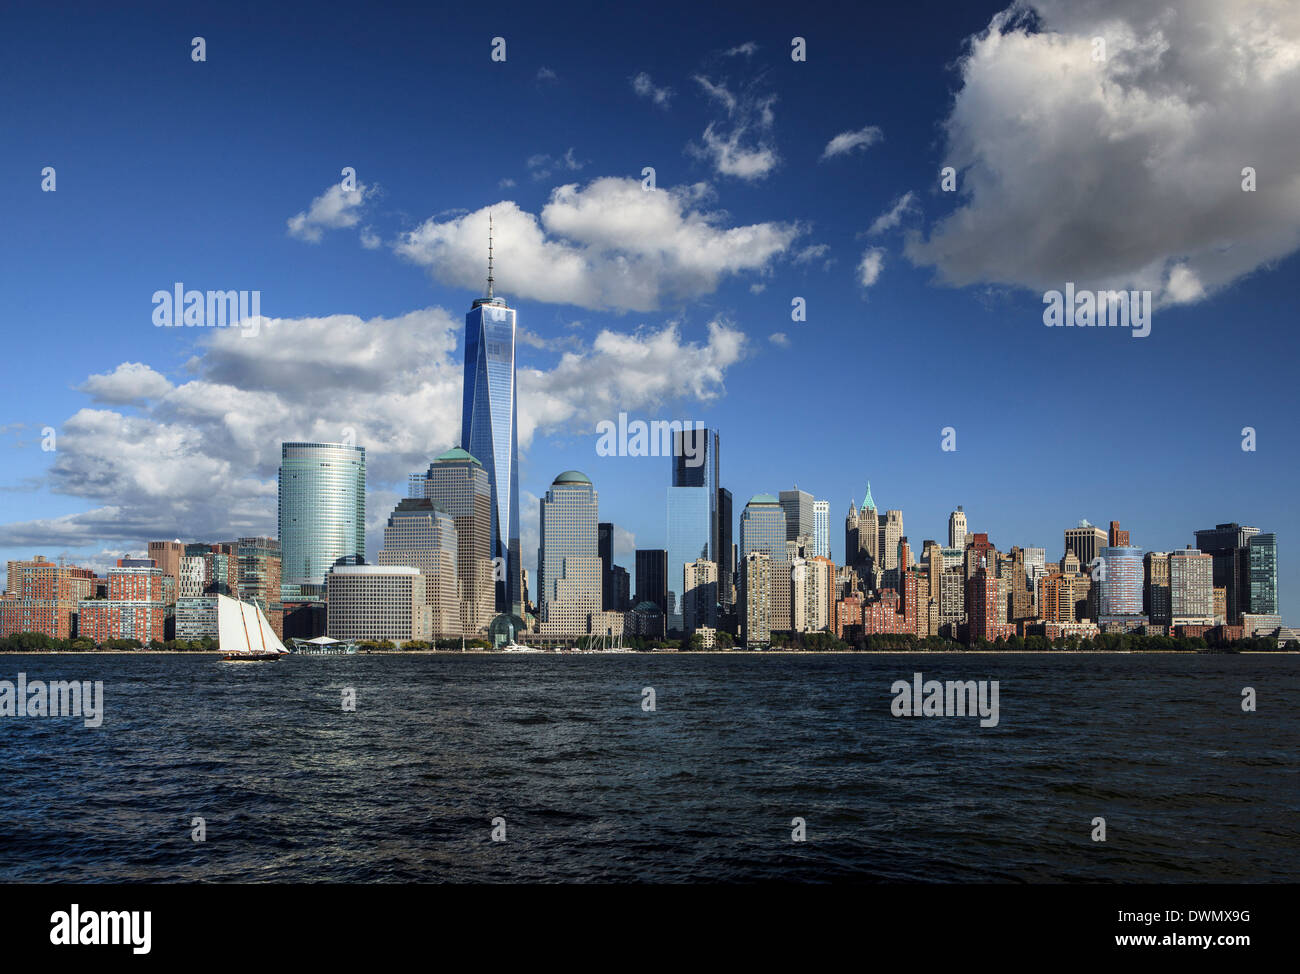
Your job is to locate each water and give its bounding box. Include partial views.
[0,653,1295,882]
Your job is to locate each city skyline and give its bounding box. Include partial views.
[2,0,1297,616]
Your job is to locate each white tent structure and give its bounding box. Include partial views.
[216,594,288,656]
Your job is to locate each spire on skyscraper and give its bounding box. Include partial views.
[862,481,876,512]
[486,212,495,299]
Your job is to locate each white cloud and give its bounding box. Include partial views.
[724,42,758,57]
[905,0,1300,305]
[868,192,918,235]
[794,243,830,264]
[537,66,557,82]
[858,248,885,288]
[395,179,801,312]
[689,76,779,181]
[79,363,174,404]
[286,180,372,243]
[769,332,790,346]
[821,125,883,160]
[631,72,673,107]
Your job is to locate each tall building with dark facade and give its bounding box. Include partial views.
[598,522,624,612]
[635,548,668,616]
[779,488,814,544]
[1194,523,1260,623]
[666,427,721,632]
[461,227,522,615]
[1248,532,1278,616]
[1064,520,1108,571]
[718,488,734,610]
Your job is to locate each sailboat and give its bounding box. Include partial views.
[217,593,289,662]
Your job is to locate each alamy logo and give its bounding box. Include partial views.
[890,672,999,727]
[0,673,103,727]
[152,282,262,337]
[50,905,151,954]
[1042,283,1151,338]
[595,413,706,467]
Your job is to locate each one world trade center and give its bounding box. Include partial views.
[461,217,523,615]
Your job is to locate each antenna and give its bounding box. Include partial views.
[487,212,495,299]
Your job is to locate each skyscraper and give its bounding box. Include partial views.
[666,427,721,632]
[948,506,967,551]
[1065,520,1108,571]
[598,522,617,611]
[1170,547,1214,625]
[410,448,495,636]
[1194,523,1260,623]
[683,558,718,634]
[537,471,601,637]
[740,494,787,560]
[1248,533,1278,615]
[1096,545,1144,622]
[812,499,830,560]
[879,509,904,572]
[635,549,668,615]
[279,441,366,598]
[718,487,734,610]
[779,487,814,544]
[461,221,522,615]
[377,498,459,639]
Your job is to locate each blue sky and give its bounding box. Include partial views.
[2,0,1297,616]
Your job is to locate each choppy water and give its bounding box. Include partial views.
[0,653,1294,882]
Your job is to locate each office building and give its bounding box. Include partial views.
[812,499,830,560]
[1170,547,1215,625]
[279,441,366,597]
[1248,533,1278,616]
[1065,520,1108,571]
[327,565,430,643]
[237,536,283,638]
[411,447,496,637]
[948,506,967,551]
[683,558,718,634]
[635,549,668,616]
[377,498,459,639]
[461,229,523,614]
[537,471,601,637]
[666,427,721,632]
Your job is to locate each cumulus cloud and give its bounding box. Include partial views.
[724,42,758,58]
[769,332,790,346]
[858,248,885,288]
[821,125,883,160]
[868,192,919,235]
[0,309,748,559]
[286,180,373,243]
[689,76,780,181]
[79,362,174,404]
[395,178,801,311]
[905,0,1300,305]
[631,72,673,107]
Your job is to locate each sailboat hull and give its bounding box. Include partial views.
[221,652,282,662]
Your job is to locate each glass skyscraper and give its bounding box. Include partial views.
[740,494,787,561]
[1097,545,1145,619]
[1248,532,1278,615]
[666,427,720,632]
[278,441,366,597]
[461,242,522,614]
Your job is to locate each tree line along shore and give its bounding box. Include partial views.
[0,631,1293,654]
